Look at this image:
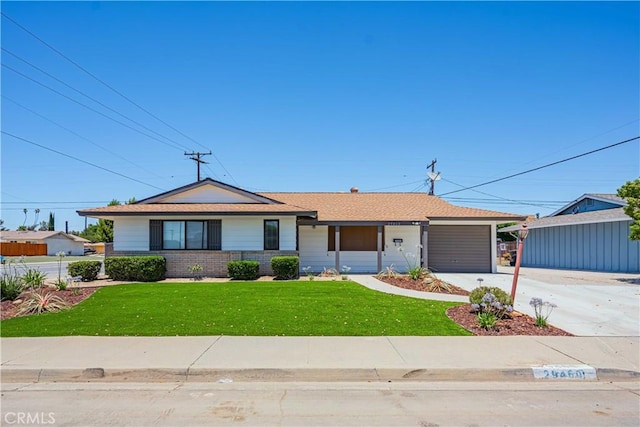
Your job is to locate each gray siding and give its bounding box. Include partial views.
[557,199,620,215]
[428,225,491,273]
[522,220,640,273]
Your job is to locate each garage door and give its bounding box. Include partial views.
[428,225,491,273]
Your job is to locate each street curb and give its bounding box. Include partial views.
[2,367,638,383]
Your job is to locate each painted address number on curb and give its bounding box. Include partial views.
[532,365,597,380]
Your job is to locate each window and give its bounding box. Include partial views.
[150,220,221,250]
[328,226,382,251]
[264,220,279,250]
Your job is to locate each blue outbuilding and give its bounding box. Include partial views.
[502,194,639,273]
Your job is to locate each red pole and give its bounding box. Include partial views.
[510,237,526,303]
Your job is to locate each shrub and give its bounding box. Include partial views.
[17,290,69,315]
[1,269,25,301]
[271,256,299,280]
[104,256,166,282]
[477,312,497,329]
[188,264,203,281]
[470,289,513,320]
[21,267,47,288]
[470,286,512,307]
[67,260,102,282]
[227,260,260,280]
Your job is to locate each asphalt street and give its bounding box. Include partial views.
[2,381,638,427]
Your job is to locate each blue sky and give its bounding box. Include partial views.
[1,1,638,232]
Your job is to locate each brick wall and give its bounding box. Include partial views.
[107,249,298,278]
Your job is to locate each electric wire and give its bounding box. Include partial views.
[3,64,187,151]
[2,12,240,186]
[438,136,640,196]
[2,95,168,180]
[2,48,193,151]
[1,131,165,190]
[440,178,567,209]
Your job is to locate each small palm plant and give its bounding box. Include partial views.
[17,290,69,316]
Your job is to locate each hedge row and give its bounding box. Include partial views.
[104,256,166,282]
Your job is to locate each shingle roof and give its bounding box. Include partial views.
[259,192,525,222]
[0,231,89,242]
[500,207,631,232]
[77,203,315,216]
[76,179,525,223]
[586,193,625,204]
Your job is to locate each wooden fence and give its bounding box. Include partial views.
[0,242,48,256]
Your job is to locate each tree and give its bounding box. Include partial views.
[617,178,640,240]
[94,199,121,243]
[497,222,517,242]
[0,219,7,231]
[37,221,49,231]
[48,212,55,231]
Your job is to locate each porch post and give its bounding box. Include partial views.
[377,225,383,273]
[421,224,429,270]
[335,225,340,272]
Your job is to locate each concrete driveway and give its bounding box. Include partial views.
[435,266,640,337]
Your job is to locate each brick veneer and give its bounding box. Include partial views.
[106,245,298,278]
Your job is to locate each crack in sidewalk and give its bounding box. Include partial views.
[185,336,222,380]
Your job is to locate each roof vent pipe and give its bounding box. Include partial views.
[350,187,358,193]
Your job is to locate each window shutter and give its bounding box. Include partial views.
[149,220,162,250]
[208,220,221,250]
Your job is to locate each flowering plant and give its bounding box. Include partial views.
[471,292,513,319]
[398,245,427,280]
[529,297,557,327]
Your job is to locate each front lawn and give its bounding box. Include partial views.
[0,281,471,337]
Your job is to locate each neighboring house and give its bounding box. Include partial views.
[0,230,89,256]
[77,178,525,277]
[501,194,640,273]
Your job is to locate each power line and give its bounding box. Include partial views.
[2,95,167,180]
[440,177,567,209]
[438,136,640,197]
[2,11,240,186]
[3,64,188,151]
[2,47,193,151]
[1,131,165,190]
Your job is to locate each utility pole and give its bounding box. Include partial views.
[184,151,211,181]
[426,159,441,195]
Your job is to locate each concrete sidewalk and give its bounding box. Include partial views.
[2,336,638,383]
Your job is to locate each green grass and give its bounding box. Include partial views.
[0,281,471,337]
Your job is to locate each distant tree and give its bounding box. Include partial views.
[17,225,28,231]
[37,221,49,231]
[0,219,7,231]
[617,178,640,240]
[497,222,517,242]
[48,212,55,231]
[75,223,100,243]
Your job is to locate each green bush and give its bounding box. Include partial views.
[104,256,166,282]
[227,260,260,280]
[21,267,47,288]
[67,260,102,282]
[1,271,25,301]
[469,286,512,306]
[469,286,513,319]
[271,256,299,280]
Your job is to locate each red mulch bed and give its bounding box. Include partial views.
[446,304,572,336]
[1,287,101,321]
[378,275,572,336]
[377,275,470,296]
